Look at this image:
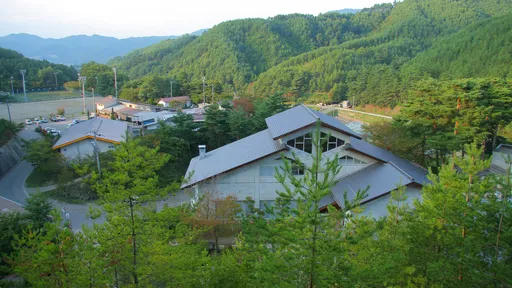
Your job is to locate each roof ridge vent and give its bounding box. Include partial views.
[301,104,319,120]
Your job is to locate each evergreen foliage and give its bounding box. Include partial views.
[0,48,77,92]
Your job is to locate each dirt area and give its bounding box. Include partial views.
[0,97,103,123]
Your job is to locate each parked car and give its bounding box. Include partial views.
[50,130,61,137]
[50,116,59,122]
[43,127,56,134]
[56,115,66,121]
[41,118,49,123]
[34,120,41,125]
[72,119,81,124]
[25,119,33,125]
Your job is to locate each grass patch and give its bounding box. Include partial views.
[8,90,95,103]
[25,169,57,188]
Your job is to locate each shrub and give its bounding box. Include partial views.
[57,107,65,115]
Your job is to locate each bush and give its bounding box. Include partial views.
[0,119,24,147]
[34,126,42,133]
[57,107,65,115]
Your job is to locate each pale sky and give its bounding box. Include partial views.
[1,0,390,39]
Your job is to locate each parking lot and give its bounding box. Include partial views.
[0,97,102,124]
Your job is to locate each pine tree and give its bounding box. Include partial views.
[238,122,367,287]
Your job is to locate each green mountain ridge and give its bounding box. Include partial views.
[109,0,512,106]
[109,5,393,87]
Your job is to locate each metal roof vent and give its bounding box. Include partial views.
[199,145,206,159]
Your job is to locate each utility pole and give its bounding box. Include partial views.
[170,80,173,97]
[211,85,214,104]
[10,76,14,96]
[202,76,206,105]
[53,71,59,90]
[20,70,27,102]
[92,87,95,117]
[6,98,11,122]
[80,76,87,114]
[88,120,103,175]
[113,68,118,99]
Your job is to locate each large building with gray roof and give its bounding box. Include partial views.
[183,105,429,218]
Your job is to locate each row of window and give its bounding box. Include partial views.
[286,132,345,153]
[260,156,366,177]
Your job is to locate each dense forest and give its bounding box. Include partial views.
[109,5,393,91]
[108,0,512,106]
[0,48,77,93]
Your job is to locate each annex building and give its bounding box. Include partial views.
[182,105,429,218]
[52,118,128,159]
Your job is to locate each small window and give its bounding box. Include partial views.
[339,155,366,166]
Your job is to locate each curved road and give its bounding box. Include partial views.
[0,126,192,231]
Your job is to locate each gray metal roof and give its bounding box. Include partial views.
[347,137,429,185]
[181,129,286,188]
[53,118,128,149]
[265,105,360,140]
[327,163,414,208]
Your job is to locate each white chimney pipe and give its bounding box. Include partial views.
[199,145,206,159]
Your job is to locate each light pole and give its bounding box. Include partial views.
[54,71,60,90]
[10,76,14,96]
[211,84,214,104]
[91,87,95,117]
[80,76,87,115]
[202,76,206,104]
[88,120,103,175]
[113,68,118,99]
[170,80,173,97]
[20,70,27,102]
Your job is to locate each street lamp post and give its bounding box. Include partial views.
[10,76,14,96]
[20,70,27,102]
[113,68,118,99]
[202,76,206,105]
[92,87,95,117]
[79,76,87,115]
[54,71,60,90]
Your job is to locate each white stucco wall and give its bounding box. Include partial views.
[359,185,423,219]
[194,126,379,209]
[60,139,116,159]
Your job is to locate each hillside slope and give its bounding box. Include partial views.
[0,48,77,92]
[110,6,393,88]
[250,0,512,105]
[402,13,512,79]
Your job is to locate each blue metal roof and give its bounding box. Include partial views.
[181,129,286,188]
[329,163,413,207]
[265,105,360,140]
[347,137,430,185]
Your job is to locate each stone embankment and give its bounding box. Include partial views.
[0,136,24,178]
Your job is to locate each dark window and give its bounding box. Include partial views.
[287,132,344,153]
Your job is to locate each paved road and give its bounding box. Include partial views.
[0,124,193,232]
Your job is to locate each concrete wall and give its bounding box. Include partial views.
[0,136,24,178]
[60,139,116,159]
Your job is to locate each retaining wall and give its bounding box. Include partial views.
[0,136,24,178]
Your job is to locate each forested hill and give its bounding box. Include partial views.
[109,5,394,85]
[0,48,77,92]
[109,0,512,106]
[402,13,512,80]
[252,0,512,106]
